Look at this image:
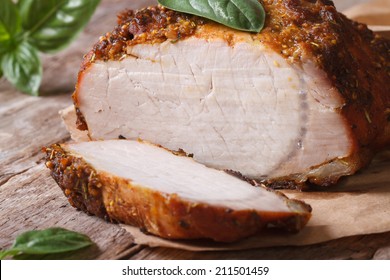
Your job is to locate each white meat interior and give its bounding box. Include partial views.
[78,38,352,178]
[66,140,291,212]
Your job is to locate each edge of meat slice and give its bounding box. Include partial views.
[73,1,390,186]
[43,140,311,242]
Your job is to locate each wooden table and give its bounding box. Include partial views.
[1,0,389,260]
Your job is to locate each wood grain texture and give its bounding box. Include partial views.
[2,0,389,260]
[0,88,71,185]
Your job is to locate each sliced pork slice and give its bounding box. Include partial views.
[73,2,390,186]
[59,106,89,142]
[44,140,311,242]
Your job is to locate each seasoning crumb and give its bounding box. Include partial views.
[364,109,372,124]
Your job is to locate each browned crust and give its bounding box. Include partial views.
[43,145,109,221]
[72,0,390,186]
[43,144,312,243]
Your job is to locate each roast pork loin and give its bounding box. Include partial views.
[44,140,311,242]
[73,1,390,186]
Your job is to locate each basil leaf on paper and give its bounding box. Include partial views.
[158,0,265,32]
[19,0,100,52]
[0,0,21,42]
[0,228,93,260]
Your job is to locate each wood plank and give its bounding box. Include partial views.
[0,89,71,185]
[334,0,369,11]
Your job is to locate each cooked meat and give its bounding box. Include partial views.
[60,106,89,142]
[73,1,390,186]
[43,140,311,242]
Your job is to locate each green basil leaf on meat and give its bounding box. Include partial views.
[158,0,265,33]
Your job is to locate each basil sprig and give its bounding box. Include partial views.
[0,228,94,260]
[158,0,265,33]
[1,40,42,95]
[0,0,100,95]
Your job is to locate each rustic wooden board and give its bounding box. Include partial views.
[1,0,389,260]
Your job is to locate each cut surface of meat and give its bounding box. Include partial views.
[73,1,390,185]
[44,140,311,242]
[78,39,353,180]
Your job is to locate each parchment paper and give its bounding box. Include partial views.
[60,0,390,251]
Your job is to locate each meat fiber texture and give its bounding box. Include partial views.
[72,0,390,187]
[48,113,390,247]
[125,149,390,250]
[44,140,311,242]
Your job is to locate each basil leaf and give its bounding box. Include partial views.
[0,39,12,56]
[158,0,265,33]
[12,228,93,254]
[0,228,93,259]
[0,0,21,42]
[0,249,20,260]
[19,0,100,52]
[1,41,42,95]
